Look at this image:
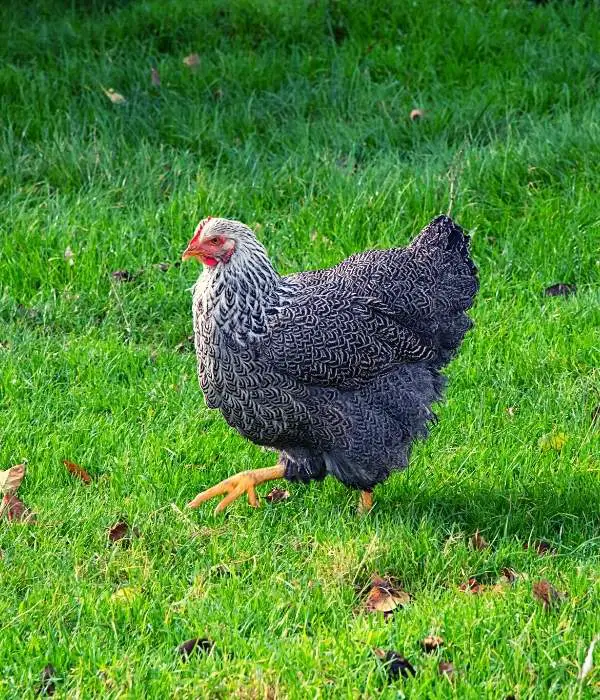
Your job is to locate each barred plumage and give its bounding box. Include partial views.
[191,215,478,491]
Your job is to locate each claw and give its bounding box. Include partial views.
[187,465,286,513]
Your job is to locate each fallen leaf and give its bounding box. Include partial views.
[507,406,518,416]
[175,335,195,352]
[36,664,57,696]
[364,576,410,616]
[108,520,140,544]
[183,53,200,68]
[151,67,161,86]
[421,635,444,653]
[497,567,529,586]
[373,649,416,680]
[544,283,576,297]
[0,493,35,522]
[532,579,564,609]
[155,262,180,272]
[470,530,489,550]
[63,460,92,484]
[111,269,135,282]
[410,108,424,121]
[103,88,127,104]
[459,577,482,594]
[0,463,26,494]
[524,540,556,556]
[111,586,139,604]
[265,487,290,504]
[64,246,75,266]
[177,638,214,660]
[538,432,567,452]
[438,661,455,677]
[578,635,598,681]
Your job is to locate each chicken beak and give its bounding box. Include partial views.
[182,241,203,261]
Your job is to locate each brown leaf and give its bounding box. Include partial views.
[108,521,140,544]
[470,530,489,550]
[175,335,195,352]
[500,567,517,584]
[373,649,416,680]
[265,487,290,504]
[410,108,424,121]
[177,638,214,660]
[421,635,444,653]
[533,579,564,609]
[183,53,200,68]
[63,460,92,485]
[151,67,161,87]
[524,540,556,556]
[103,88,127,104]
[0,463,26,494]
[0,493,35,522]
[438,661,455,677]
[111,269,135,282]
[459,577,482,594]
[364,576,410,616]
[544,283,576,297]
[36,664,57,696]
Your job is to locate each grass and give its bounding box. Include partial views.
[1,0,599,696]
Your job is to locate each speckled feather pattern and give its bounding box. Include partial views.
[192,215,479,490]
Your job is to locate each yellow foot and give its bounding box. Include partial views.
[186,465,286,514]
[358,490,374,515]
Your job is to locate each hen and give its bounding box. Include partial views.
[182,215,478,514]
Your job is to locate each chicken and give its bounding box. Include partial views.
[182,214,478,514]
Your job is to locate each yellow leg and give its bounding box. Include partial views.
[358,490,373,515]
[186,464,286,514]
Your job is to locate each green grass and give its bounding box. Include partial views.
[1,0,599,696]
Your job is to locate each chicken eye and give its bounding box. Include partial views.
[208,236,220,244]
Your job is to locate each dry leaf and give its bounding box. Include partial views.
[364,576,410,616]
[470,530,489,550]
[421,635,444,653]
[533,579,564,609]
[507,406,518,416]
[459,577,482,594]
[151,67,161,86]
[578,636,598,681]
[175,335,195,352]
[111,269,135,282]
[183,53,200,68]
[410,108,424,121]
[265,487,290,504]
[497,567,529,586]
[524,540,556,556]
[177,638,214,660]
[36,664,57,696]
[108,521,139,544]
[544,283,576,297]
[438,661,455,677]
[64,246,75,266]
[103,88,127,104]
[373,649,416,679]
[63,460,92,484]
[111,586,139,604]
[539,431,567,452]
[0,463,26,494]
[0,493,35,522]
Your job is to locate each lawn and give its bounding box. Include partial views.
[1,0,599,697]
